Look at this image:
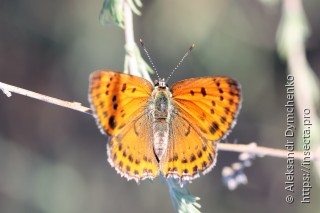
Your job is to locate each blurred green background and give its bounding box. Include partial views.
[1,0,320,212]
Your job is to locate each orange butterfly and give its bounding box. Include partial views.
[89,71,241,184]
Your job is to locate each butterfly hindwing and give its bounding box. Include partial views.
[160,112,217,181]
[107,112,159,181]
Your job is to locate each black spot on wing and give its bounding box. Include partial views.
[119,161,123,168]
[113,153,117,160]
[225,107,230,114]
[229,98,234,105]
[202,145,207,151]
[128,155,133,162]
[121,83,127,92]
[202,161,207,169]
[112,95,117,102]
[118,143,123,151]
[181,157,188,164]
[190,154,196,162]
[135,159,140,165]
[220,116,226,124]
[108,115,117,129]
[185,125,191,136]
[201,87,206,97]
[227,79,239,87]
[193,165,198,173]
[173,153,179,161]
[209,122,219,134]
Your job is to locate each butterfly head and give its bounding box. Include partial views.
[154,78,168,89]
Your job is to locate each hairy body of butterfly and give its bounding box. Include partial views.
[89,70,241,184]
[149,84,174,162]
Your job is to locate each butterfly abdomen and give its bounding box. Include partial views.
[153,121,169,162]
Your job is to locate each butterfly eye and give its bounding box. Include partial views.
[154,79,159,86]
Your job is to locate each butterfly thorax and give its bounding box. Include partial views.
[150,86,174,162]
[154,90,169,119]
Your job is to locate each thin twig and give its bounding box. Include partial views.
[0,82,91,115]
[1,80,318,162]
[217,143,317,161]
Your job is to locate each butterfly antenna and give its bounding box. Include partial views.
[166,43,195,83]
[140,39,161,81]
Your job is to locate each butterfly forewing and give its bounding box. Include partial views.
[89,71,153,135]
[89,71,159,181]
[171,76,241,141]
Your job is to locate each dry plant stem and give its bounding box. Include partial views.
[123,1,138,76]
[283,0,319,125]
[124,2,135,53]
[0,82,91,114]
[218,143,316,161]
[1,80,317,162]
